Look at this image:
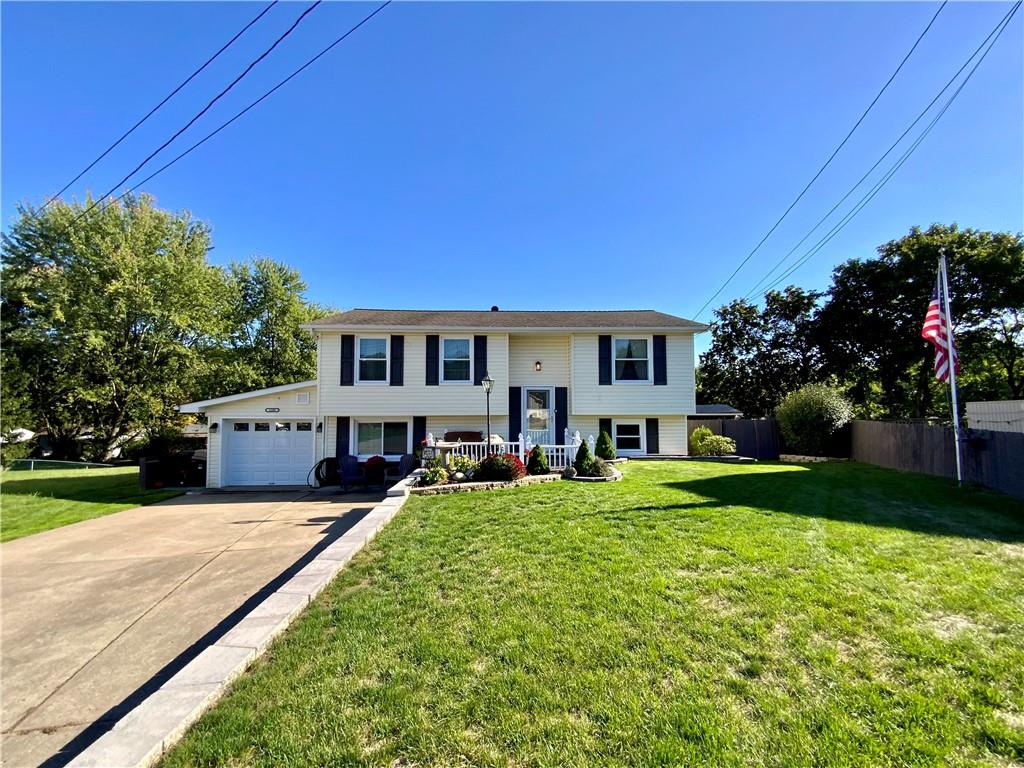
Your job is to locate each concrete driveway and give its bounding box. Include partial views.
[1,490,382,768]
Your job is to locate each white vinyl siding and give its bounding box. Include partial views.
[425,417,511,442]
[565,415,688,455]
[319,333,509,417]
[508,335,570,388]
[570,333,695,416]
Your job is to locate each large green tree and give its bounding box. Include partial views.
[698,286,822,416]
[1,195,225,460]
[199,258,332,399]
[817,224,1024,418]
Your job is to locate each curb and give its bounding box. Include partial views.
[66,492,411,768]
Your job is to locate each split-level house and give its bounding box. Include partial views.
[179,308,707,487]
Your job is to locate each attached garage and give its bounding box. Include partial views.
[223,420,315,486]
[178,381,321,488]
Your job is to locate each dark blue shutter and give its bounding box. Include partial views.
[555,387,568,443]
[508,387,522,440]
[598,335,612,385]
[340,335,355,386]
[645,418,660,454]
[599,418,612,438]
[390,335,404,386]
[653,335,667,385]
[473,335,487,385]
[412,416,426,451]
[425,335,439,385]
[336,417,350,457]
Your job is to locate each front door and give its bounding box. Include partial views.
[524,387,554,445]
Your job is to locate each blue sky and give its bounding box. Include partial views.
[3,1,1021,356]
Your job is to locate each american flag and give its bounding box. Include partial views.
[921,273,957,382]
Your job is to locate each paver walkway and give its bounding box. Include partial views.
[1,490,381,768]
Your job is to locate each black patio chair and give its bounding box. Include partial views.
[385,454,416,486]
[337,455,366,493]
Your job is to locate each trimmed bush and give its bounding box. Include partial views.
[573,440,595,476]
[475,453,527,482]
[775,383,853,456]
[590,457,616,477]
[421,464,449,486]
[526,445,550,475]
[690,426,736,457]
[595,430,616,460]
[447,454,478,475]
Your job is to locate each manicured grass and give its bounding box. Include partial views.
[163,461,1024,767]
[0,466,181,541]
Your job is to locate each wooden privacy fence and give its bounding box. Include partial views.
[687,419,781,460]
[851,420,1024,499]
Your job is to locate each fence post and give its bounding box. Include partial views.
[587,434,596,455]
[518,433,525,461]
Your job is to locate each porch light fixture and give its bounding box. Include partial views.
[534,360,542,372]
[316,422,323,433]
[209,422,219,433]
[481,373,495,454]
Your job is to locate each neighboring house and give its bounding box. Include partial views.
[694,403,744,419]
[965,400,1024,434]
[179,308,707,487]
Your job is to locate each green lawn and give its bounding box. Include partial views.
[163,461,1024,768]
[0,466,181,541]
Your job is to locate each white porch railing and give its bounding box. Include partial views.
[432,430,587,471]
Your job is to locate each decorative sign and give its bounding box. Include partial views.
[421,447,435,460]
[264,407,280,413]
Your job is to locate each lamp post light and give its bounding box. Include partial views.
[481,373,495,455]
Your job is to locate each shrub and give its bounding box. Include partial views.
[573,440,595,476]
[476,453,527,482]
[447,454,478,475]
[590,457,616,477]
[526,445,550,475]
[690,426,736,456]
[775,383,853,456]
[595,430,616,460]
[421,464,449,486]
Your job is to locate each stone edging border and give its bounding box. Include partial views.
[67,492,411,768]
[410,473,561,495]
[568,467,623,482]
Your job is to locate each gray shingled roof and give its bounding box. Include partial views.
[306,308,706,330]
[695,403,743,416]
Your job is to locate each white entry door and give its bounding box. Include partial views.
[524,387,554,444]
[224,420,315,486]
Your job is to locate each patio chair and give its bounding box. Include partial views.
[337,455,366,493]
[385,454,416,486]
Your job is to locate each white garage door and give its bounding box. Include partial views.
[225,420,315,486]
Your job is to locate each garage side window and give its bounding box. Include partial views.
[354,421,409,457]
[233,423,249,432]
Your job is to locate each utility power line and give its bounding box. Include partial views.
[743,0,1023,301]
[757,1,1021,295]
[43,1,278,209]
[691,0,948,320]
[90,1,392,215]
[76,0,322,221]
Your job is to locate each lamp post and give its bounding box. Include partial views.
[481,373,495,455]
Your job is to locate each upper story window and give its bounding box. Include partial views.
[357,337,388,383]
[442,337,471,383]
[614,337,650,382]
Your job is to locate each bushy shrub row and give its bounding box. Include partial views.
[571,440,614,478]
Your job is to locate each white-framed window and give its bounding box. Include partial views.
[357,336,388,383]
[441,337,472,383]
[613,337,651,383]
[613,420,645,454]
[353,419,411,458]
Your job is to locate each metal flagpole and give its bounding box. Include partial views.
[939,248,963,486]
